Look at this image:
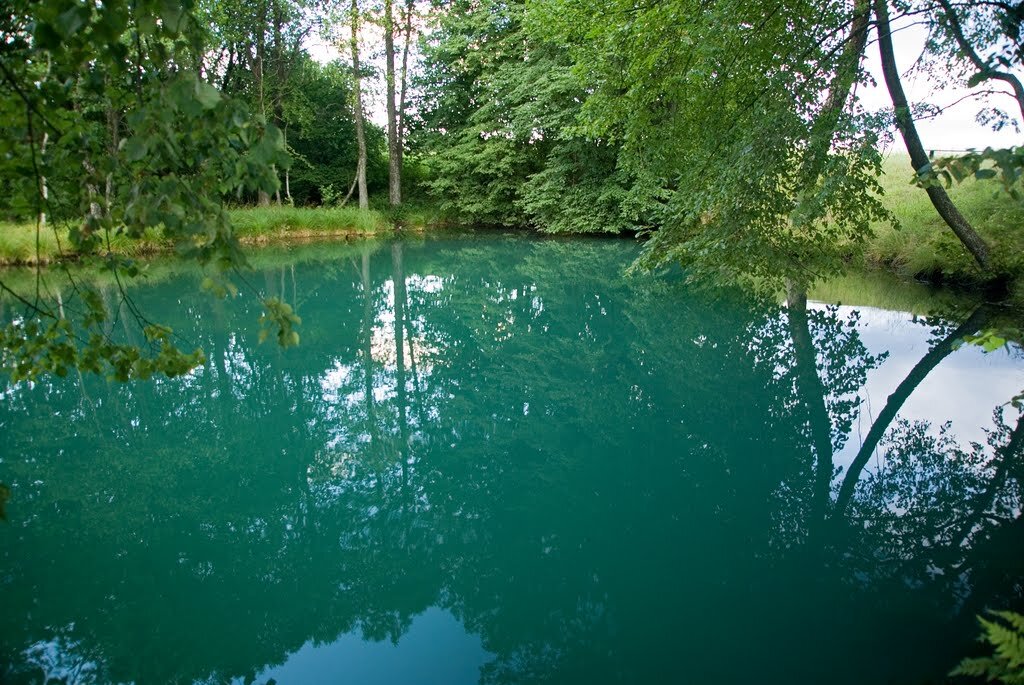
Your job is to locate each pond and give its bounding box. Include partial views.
[1,235,1023,684]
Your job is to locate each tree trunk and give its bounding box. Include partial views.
[786,283,835,539]
[39,131,48,230]
[398,0,414,188]
[221,44,236,92]
[384,0,401,206]
[256,0,271,207]
[350,0,369,210]
[874,0,991,269]
[105,99,120,213]
[800,0,870,184]
[272,0,286,205]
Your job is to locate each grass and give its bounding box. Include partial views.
[865,153,1024,284]
[808,268,977,314]
[0,221,65,264]
[228,205,390,237]
[0,206,412,266]
[0,239,389,297]
[0,221,167,265]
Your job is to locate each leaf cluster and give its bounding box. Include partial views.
[0,0,300,382]
[952,611,1024,685]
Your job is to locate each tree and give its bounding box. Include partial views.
[0,0,296,381]
[874,0,991,269]
[414,0,648,231]
[383,0,402,205]
[521,0,892,286]
[349,0,370,209]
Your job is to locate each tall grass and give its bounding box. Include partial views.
[0,206,395,264]
[229,205,389,236]
[866,153,1024,281]
[0,221,166,264]
[0,221,65,264]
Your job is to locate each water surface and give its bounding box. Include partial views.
[1,235,1022,684]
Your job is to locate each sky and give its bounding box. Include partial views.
[860,15,1023,154]
[306,9,1024,152]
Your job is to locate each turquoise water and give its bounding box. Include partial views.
[1,235,1023,684]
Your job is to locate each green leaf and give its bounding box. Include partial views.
[55,5,90,38]
[967,71,988,88]
[160,0,186,34]
[122,136,148,162]
[194,79,222,110]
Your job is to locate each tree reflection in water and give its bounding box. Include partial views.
[0,237,1021,685]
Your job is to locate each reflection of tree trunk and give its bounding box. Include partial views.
[361,250,378,432]
[393,243,410,486]
[786,284,834,535]
[211,299,233,430]
[834,305,991,515]
[406,310,428,429]
[874,0,990,269]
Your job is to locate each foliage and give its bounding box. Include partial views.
[952,611,1024,685]
[229,205,389,234]
[534,0,894,287]
[242,54,389,205]
[918,147,1024,202]
[0,0,297,381]
[413,0,650,232]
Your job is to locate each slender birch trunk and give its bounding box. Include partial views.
[350,0,369,210]
[384,0,401,206]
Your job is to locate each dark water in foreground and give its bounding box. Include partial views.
[1,236,1023,684]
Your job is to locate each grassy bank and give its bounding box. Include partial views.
[0,158,1018,288]
[0,206,422,266]
[866,153,1024,284]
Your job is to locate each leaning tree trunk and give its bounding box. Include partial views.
[350,0,369,210]
[800,0,870,185]
[384,0,401,206]
[786,283,836,544]
[874,0,991,269]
